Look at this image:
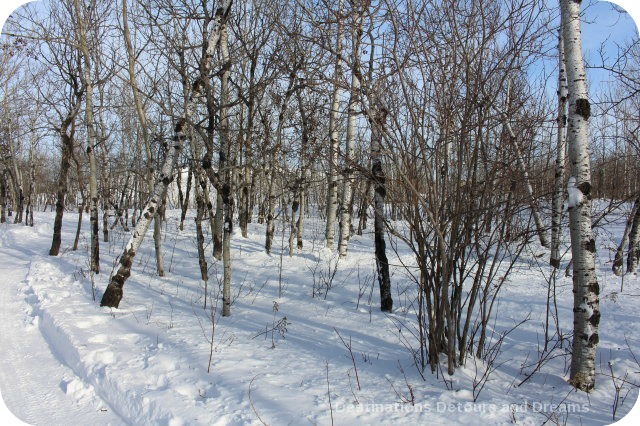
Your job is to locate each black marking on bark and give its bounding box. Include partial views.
[589,310,600,327]
[585,238,596,253]
[174,119,184,134]
[575,98,590,120]
[576,181,591,197]
[588,281,599,296]
[588,332,599,346]
[162,175,173,185]
[221,183,231,202]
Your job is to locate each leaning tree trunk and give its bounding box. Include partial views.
[101,0,231,308]
[100,122,185,308]
[551,28,568,268]
[502,82,549,248]
[562,0,600,393]
[122,0,165,276]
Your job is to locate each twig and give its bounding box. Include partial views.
[325,361,334,426]
[249,375,268,426]
[334,328,361,390]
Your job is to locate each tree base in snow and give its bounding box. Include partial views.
[100,285,123,308]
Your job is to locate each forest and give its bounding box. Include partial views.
[0,0,639,424]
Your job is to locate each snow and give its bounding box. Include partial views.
[0,208,639,425]
[567,176,584,209]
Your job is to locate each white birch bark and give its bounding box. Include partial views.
[325,8,343,250]
[627,199,640,274]
[612,198,639,276]
[27,136,36,227]
[101,0,231,308]
[562,0,600,392]
[122,0,165,276]
[265,72,297,254]
[219,21,233,317]
[74,0,100,274]
[551,29,568,268]
[338,8,364,258]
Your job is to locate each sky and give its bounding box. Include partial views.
[0,1,640,424]
[581,0,639,95]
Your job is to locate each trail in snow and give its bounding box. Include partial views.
[0,223,121,425]
[0,209,639,425]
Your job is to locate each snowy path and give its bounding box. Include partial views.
[0,224,121,425]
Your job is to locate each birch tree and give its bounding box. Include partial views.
[219,17,233,317]
[337,0,366,258]
[121,0,166,276]
[561,0,600,392]
[72,0,101,273]
[550,28,568,269]
[101,0,232,308]
[627,200,640,274]
[324,2,343,250]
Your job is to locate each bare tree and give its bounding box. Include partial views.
[561,0,600,393]
[101,0,233,308]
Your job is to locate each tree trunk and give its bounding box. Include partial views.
[194,164,209,308]
[71,139,86,251]
[502,82,548,249]
[265,157,277,254]
[219,21,233,317]
[100,121,185,308]
[551,29,568,268]
[101,0,231,308]
[213,193,223,260]
[74,0,100,273]
[370,98,393,312]
[49,115,76,256]
[562,0,600,393]
[265,70,297,254]
[179,166,193,231]
[338,8,364,258]
[122,0,164,276]
[612,198,639,276]
[26,137,36,227]
[627,198,640,274]
[0,173,6,223]
[325,11,343,250]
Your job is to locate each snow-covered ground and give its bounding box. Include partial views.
[0,207,639,425]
